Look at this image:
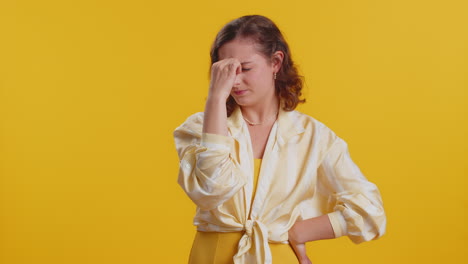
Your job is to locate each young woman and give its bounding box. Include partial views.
[173,15,386,264]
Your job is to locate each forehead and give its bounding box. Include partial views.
[218,38,266,62]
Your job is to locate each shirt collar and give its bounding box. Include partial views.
[227,100,305,146]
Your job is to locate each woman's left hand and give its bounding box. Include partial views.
[288,223,313,264]
[288,214,337,263]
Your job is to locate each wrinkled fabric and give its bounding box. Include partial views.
[173,103,386,264]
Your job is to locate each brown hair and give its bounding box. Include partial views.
[210,15,306,116]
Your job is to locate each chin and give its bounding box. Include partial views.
[233,98,253,107]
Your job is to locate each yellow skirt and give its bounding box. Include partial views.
[188,230,298,264]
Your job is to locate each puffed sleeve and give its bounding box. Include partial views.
[173,112,247,211]
[317,134,386,244]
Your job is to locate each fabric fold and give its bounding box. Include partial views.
[233,219,272,264]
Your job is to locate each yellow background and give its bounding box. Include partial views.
[1,0,467,263]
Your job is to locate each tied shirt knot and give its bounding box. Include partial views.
[233,219,273,264]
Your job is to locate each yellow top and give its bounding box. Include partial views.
[252,158,262,204]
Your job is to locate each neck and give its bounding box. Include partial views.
[240,96,280,125]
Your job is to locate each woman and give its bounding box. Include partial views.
[173,15,386,264]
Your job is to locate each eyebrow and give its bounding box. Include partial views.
[241,61,253,65]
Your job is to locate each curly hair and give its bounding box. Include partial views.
[210,15,305,116]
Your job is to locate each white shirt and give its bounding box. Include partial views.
[173,104,386,264]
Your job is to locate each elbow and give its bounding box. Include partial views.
[178,180,221,211]
[344,206,387,244]
[176,148,245,211]
[334,195,387,244]
[177,170,246,211]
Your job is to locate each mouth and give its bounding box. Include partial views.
[233,90,247,96]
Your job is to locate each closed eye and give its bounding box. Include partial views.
[242,68,251,72]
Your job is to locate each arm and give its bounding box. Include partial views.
[288,214,335,244]
[288,134,386,263]
[318,136,386,243]
[203,97,228,136]
[174,125,246,211]
[173,58,244,211]
[203,57,241,136]
[288,215,335,264]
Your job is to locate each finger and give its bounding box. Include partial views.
[295,243,308,259]
[211,59,240,87]
[227,59,241,73]
[212,58,230,71]
[216,59,234,77]
[290,242,305,260]
[290,242,311,264]
[215,58,240,73]
[227,61,242,82]
[234,60,242,75]
[211,60,233,82]
[210,60,226,76]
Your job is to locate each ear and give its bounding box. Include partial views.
[271,51,284,73]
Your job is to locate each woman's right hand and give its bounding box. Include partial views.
[208,58,242,101]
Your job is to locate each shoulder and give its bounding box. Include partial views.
[173,112,204,138]
[289,110,342,145]
[290,110,336,134]
[179,112,204,127]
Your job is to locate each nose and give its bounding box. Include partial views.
[233,73,241,88]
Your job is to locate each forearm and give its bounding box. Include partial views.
[289,214,336,244]
[203,96,228,136]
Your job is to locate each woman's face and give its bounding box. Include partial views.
[218,38,278,107]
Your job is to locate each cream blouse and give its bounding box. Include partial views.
[173,104,386,264]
